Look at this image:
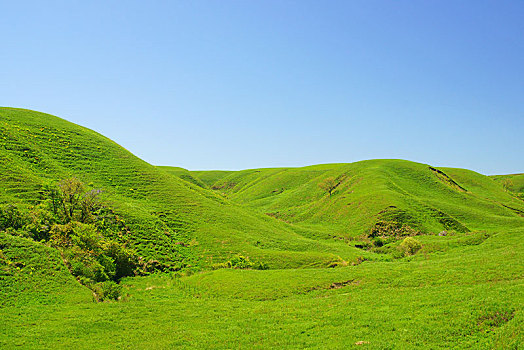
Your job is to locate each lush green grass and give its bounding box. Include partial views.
[0,107,365,269]
[492,173,524,200]
[182,160,524,237]
[1,107,522,348]
[2,228,522,348]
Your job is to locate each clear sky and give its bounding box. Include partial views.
[1,1,523,174]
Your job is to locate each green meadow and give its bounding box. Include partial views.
[1,107,522,348]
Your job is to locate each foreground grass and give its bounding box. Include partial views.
[1,107,523,348]
[3,281,520,349]
[1,228,522,349]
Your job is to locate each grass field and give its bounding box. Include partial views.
[1,107,522,349]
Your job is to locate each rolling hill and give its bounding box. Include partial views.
[186,160,524,238]
[1,107,522,349]
[0,108,374,270]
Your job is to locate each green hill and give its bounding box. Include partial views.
[1,107,522,349]
[0,107,366,272]
[183,160,524,237]
[492,173,524,200]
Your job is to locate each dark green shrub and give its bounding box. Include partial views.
[94,280,122,301]
[103,240,137,279]
[372,237,384,247]
[0,204,27,230]
[25,206,55,241]
[253,261,269,270]
[49,221,138,289]
[71,261,95,280]
[96,254,116,280]
[72,223,104,252]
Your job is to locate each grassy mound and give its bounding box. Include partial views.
[183,160,524,238]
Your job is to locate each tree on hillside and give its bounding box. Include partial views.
[46,178,102,223]
[318,177,338,196]
[502,178,513,192]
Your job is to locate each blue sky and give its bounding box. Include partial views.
[1,1,523,174]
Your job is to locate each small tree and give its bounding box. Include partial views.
[58,178,85,222]
[46,178,102,223]
[502,178,513,192]
[318,177,338,196]
[79,189,102,223]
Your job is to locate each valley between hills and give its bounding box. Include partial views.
[0,107,522,348]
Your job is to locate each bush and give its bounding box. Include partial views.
[229,255,253,269]
[1,179,143,302]
[212,255,268,270]
[95,280,122,301]
[253,261,269,270]
[43,178,102,224]
[372,237,384,247]
[49,221,138,288]
[25,206,55,241]
[318,177,338,196]
[0,204,27,231]
[398,237,422,256]
[103,240,137,279]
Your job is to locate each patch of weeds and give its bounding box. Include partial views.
[368,220,420,239]
[212,255,269,270]
[211,181,237,191]
[351,256,366,266]
[327,259,348,268]
[477,309,515,332]
[92,280,123,301]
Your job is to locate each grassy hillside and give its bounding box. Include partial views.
[492,173,524,200]
[184,160,524,238]
[1,107,522,348]
[0,107,366,272]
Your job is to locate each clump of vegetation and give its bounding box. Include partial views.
[318,174,347,196]
[0,178,153,301]
[318,177,338,196]
[477,309,515,331]
[93,280,123,301]
[429,166,467,192]
[213,255,268,270]
[351,256,366,266]
[0,204,27,231]
[501,178,514,192]
[48,221,137,300]
[211,181,237,190]
[44,177,103,224]
[398,237,422,256]
[368,220,419,239]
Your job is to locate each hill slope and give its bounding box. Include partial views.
[492,173,524,200]
[184,160,524,238]
[0,107,522,348]
[0,107,364,272]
